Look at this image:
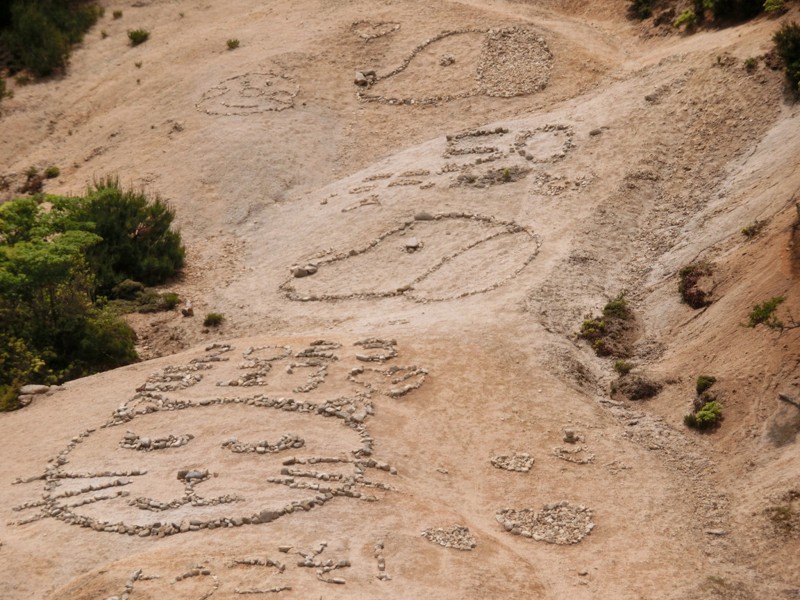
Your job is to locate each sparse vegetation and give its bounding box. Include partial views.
[744,56,758,72]
[578,294,634,357]
[614,359,634,375]
[684,400,723,430]
[696,375,717,395]
[112,10,123,20]
[679,263,713,309]
[764,0,787,14]
[127,28,150,46]
[748,296,786,328]
[611,374,663,400]
[226,38,240,50]
[134,61,142,69]
[44,165,59,179]
[774,21,800,92]
[741,219,765,237]
[674,9,698,28]
[204,312,224,327]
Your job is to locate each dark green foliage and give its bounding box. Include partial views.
[226,38,240,50]
[684,400,723,429]
[0,180,185,409]
[44,165,60,179]
[0,1,102,76]
[774,22,800,92]
[696,375,717,394]
[55,178,185,293]
[629,0,654,18]
[709,0,764,21]
[603,294,630,320]
[127,28,149,46]
[578,294,634,358]
[748,296,785,328]
[204,312,224,327]
[112,10,122,19]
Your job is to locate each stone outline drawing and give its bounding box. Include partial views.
[196,70,300,116]
[10,340,426,538]
[356,26,553,106]
[279,212,541,303]
[350,20,401,42]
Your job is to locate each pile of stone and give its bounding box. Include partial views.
[297,340,341,360]
[120,431,194,451]
[455,165,531,188]
[496,501,594,544]
[139,364,207,392]
[421,525,477,550]
[477,27,553,97]
[222,434,305,454]
[491,453,534,472]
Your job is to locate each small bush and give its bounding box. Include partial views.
[112,279,144,300]
[161,292,179,310]
[612,374,663,400]
[226,38,240,50]
[127,28,150,46]
[134,61,142,68]
[679,263,713,309]
[696,375,717,395]
[113,10,123,19]
[0,78,6,101]
[685,400,723,430]
[774,22,800,92]
[674,9,698,27]
[204,312,224,327]
[744,57,758,72]
[748,296,785,328]
[603,294,630,320]
[44,165,60,179]
[614,360,633,375]
[15,73,30,85]
[578,294,634,357]
[629,0,654,18]
[764,0,786,13]
[741,219,764,237]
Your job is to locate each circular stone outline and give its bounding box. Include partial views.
[196,71,300,116]
[278,212,541,303]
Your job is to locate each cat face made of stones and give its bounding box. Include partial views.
[13,340,421,537]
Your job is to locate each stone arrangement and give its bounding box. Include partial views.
[279,212,541,303]
[496,502,594,544]
[350,20,400,42]
[491,453,534,472]
[11,339,427,541]
[552,445,595,464]
[374,540,391,581]
[421,525,477,550]
[356,27,552,105]
[196,71,299,116]
[513,124,575,162]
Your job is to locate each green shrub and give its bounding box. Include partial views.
[696,375,717,394]
[614,360,633,375]
[741,219,764,237]
[1,0,102,76]
[744,57,758,72]
[44,165,60,179]
[204,312,224,327]
[685,400,723,430]
[127,28,149,46]
[764,0,786,13]
[748,296,785,328]
[774,22,800,92]
[226,38,240,50]
[674,9,698,27]
[629,0,654,18]
[52,177,186,293]
[112,10,123,19]
[112,278,144,300]
[162,292,179,309]
[603,294,630,320]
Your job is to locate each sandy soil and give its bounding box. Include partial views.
[1,0,800,598]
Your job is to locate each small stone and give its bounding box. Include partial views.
[20,384,50,395]
[589,128,602,136]
[414,211,435,221]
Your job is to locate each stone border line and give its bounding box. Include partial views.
[279,212,541,303]
[350,20,400,42]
